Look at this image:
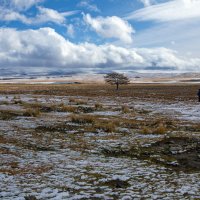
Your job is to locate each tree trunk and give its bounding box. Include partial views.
[116,82,119,90]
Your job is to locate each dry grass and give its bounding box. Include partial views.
[59,105,77,113]
[69,97,76,103]
[0,164,52,175]
[76,99,88,105]
[116,118,139,129]
[23,108,41,117]
[190,124,200,132]
[141,127,152,134]
[121,105,130,113]
[94,121,116,132]
[70,114,117,132]
[141,123,167,135]
[0,83,199,103]
[22,102,57,112]
[67,136,92,152]
[0,109,22,120]
[77,106,94,113]
[0,100,10,105]
[70,114,96,124]
[154,124,167,134]
[95,103,103,110]
[69,97,88,105]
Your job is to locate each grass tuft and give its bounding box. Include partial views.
[70,114,95,124]
[59,105,77,113]
[154,124,167,134]
[23,108,41,117]
[95,103,103,110]
[121,105,130,113]
[94,121,116,133]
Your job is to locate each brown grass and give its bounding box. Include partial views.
[154,124,167,134]
[22,102,57,112]
[70,114,96,124]
[95,103,103,110]
[0,109,22,120]
[59,105,77,113]
[121,105,130,113]
[23,108,41,117]
[94,122,116,133]
[0,100,10,105]
[0,83,198,103]
[0,165,52,175]
[141,124,167,135]
[141,127,152,134]
[67,137,92,152]
[69,97,88,105]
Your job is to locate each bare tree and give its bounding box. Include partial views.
[104,72,130,90]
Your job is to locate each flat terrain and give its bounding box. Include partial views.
[0,83,199,101]
[0,83,200,199]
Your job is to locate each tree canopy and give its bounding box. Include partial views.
[104,72,130,90]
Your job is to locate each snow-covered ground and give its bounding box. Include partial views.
[133,100,200,122]
[0,94,200,199]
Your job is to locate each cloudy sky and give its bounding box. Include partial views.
[0,0,200,76]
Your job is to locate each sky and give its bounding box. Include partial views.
[0,0,200,76]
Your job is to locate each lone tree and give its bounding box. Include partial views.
[104,72,130,90]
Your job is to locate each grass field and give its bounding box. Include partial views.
[0,83,200,199]
[0,83,199,101]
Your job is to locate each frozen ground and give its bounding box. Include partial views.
[0,94,200,199]
[133,100,200,122]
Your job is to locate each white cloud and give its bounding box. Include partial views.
[11,0,42,10]
[78,0,100,12]
[126,0,200,22]
[133,19,200,57]
[0,6,78,25]
[84,14,134,44]
[125,0,200,58]
[139,0,155,7]
[0,8,29,23]
[34,7,78,25]
[0,0,42,11]
[0,27,199,74]
[67,24,75,37]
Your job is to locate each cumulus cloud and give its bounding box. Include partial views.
[0,0,42,11]
[78,0,100,12]
[0,27,199,74]
[0,6,78,25]
[126,0,200,22]
[0,8,29,23]
[84,14,134,44]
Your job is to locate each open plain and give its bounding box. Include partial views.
[0,83,200,200]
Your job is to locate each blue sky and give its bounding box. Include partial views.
[0,0,200,76]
